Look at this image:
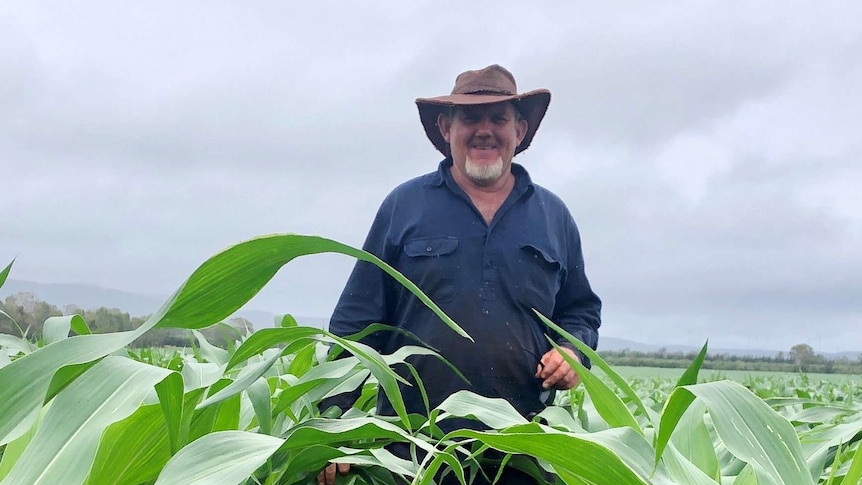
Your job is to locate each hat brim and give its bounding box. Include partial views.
[415,89,551,157]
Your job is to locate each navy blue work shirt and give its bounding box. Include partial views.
[329,158,601,421]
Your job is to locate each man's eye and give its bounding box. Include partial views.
[463,115,479,123]
[492,116,507,124]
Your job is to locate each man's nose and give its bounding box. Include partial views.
[476,117,493,133]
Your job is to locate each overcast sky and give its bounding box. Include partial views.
[2,2,860,352]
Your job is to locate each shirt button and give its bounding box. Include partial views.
[426,246,432,252]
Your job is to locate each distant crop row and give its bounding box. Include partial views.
[1,235,861,484]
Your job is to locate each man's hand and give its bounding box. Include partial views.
[536,347,581,390]
[317,463,350,485]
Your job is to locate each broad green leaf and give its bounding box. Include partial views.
[155,372,185,454]
[448,424,661,485]
[732,464,758,485]
[191,329,230,366]
[287,341,316,378]
[85,402,172,485]
[431,391,528,430]
[279,313,298,327]
[155,431,284,485]
[1,356,172,485]
[0,408,41,481]
[0,334,35,357]
[181,361,223,391]
[670,400,719,479]
[45,360,99,401]
[42,315,87,345]
[234,329,413,428]
[153,235,469,342]
[844,438,862,485]
[280,417,435,454]
[227,326,324,369]
[0,328,154,446]
[212,394,241,432]
[661,442,718,485]
[247,377,272,435]
[687,381,811,485]
[656,386,699,465]
[197,349,282,409]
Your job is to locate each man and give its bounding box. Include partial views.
[318,64,601,485]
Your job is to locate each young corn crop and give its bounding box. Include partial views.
[0,235,860,484]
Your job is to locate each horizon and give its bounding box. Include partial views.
[2,276,859,356]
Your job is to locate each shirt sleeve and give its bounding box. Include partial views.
[551,213,602,368]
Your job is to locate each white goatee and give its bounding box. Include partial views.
[465,157,504,185]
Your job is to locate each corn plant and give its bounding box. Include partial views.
[1,237,861,484]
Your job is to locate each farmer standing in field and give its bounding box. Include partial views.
[319,64,602,485]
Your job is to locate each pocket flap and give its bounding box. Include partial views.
[404,237,459,257]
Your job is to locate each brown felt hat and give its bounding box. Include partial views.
[415,64,551,157]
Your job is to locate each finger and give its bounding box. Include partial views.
[544,361,572,389]
[553,369,576,390]
[540,354,564,380]
[337,463,351,475]
[324,463,336,485]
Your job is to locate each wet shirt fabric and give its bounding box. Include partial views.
[329,158,601,425]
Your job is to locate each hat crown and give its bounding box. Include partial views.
[451,64,517,96]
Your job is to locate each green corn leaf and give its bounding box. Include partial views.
[191,329,230,366]
[844,438,862,485]
[660,380,812,485]
[42,315,89,345]
[152,235,469,343]
[661,441,717,485]
[197,349,282,409]
[448,424,660,485]
[670,400,719,480]
[155,372,185,454]
[247,377,272,435]
[1,356,173,485]
[655,386,698,465]
[85,402,172,485]
[279,313,298,327]
[0,328,153,446]
[430,390,528,430]
[154,431,284,485]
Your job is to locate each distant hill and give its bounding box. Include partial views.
[2,279,859,360]
[0,279,288,331]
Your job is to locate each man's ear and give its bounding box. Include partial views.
[516,118,528,145]
[437,112,452,143]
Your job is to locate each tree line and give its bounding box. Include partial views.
[599,345,862,375]
[0,292,253,349]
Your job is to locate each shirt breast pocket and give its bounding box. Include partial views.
[402,236,459,303]
[516,242,565,316]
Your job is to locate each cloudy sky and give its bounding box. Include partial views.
[2,2,860,352]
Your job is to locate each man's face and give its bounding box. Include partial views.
[438,102,528,187]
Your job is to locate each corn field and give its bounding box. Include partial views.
[0,234,861,484]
